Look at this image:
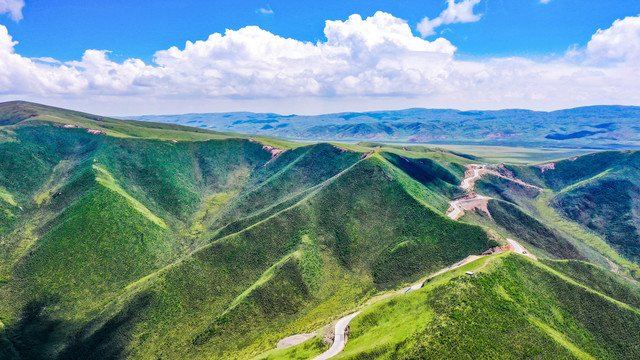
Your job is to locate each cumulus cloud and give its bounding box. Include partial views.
[0,12,457,99]
[587,15,640,63]
[0,11,639,114]
[540,0,551,4]
[418,0,482,37]
[0,0,24,21]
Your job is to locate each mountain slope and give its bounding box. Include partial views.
[0,102,497,360]
[336,254,640,360]
[267,254,640,360]
[3,101,640,360]
[501,151,640,265]
[51,155,495,360]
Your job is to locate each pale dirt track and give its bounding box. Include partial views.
[311,312,361,360]
[277,332,317,349]
[282,239,535,359]
[448,164,488,220]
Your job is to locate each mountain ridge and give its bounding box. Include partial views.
[122,104,640,149]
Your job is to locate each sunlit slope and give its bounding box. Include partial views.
[55,155,494,360]
[0,100,294,147]
[504,151,640,265]
[0,102,497,359]
[454,151,639,284]
[317,254,640,360]
[0,124,277,359]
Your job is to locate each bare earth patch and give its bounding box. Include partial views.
[262,145,285,164]
[277,332,318,349]
[536,162,556,173]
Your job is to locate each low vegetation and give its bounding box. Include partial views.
[2,101,640,360]
[335,255,640,359]
[0,102,495,359]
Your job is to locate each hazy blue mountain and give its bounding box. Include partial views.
[126,105,640,149]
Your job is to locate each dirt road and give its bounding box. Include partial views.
[461,165,484,190]
[312,312,361,360]
[507,238,538,260]
[447,164,489,220]
[277,332,317,349]
[286,239,535,360]
[447,194,490,220]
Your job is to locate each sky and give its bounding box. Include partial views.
[0,0,640,115]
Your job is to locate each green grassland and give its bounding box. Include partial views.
[52,155,494,360]
[0,102,496,359]
[493,151,640,274]
[377,143,596,164]
[264,254,640,360]
[467,151,640,279]
[2,100,640,360]
[331,254,640,359]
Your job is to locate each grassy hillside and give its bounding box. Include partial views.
[292,254,640,360]
[3,101,640,360]
[0,101,500,359]
[499,151,640,265]
[50,155,494,360]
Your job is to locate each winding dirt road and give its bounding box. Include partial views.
[461,165,484,190]
[312,312,361,360]
[294,241,534,360]
[447,194,490,220]
[448,164,489,220]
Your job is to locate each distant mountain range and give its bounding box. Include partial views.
[127,105,640,149]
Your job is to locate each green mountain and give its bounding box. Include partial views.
[514,151,640,262]
[0,101,639,360]
[266,254,640,360]
[0,101,493,359]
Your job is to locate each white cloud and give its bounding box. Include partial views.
[540,0,551,4]
[0,12,457,100]
[0,0,24,21]
[143,12,456,98]
[587,15,640,63]
[256,6,273,15]
[0,11,639,115]
[418,0,482,37]
[31,57,61,64]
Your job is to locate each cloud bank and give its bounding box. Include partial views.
[0,11,639,114]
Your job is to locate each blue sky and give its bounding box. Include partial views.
[0,0,640,115]
[6,1,640,60]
